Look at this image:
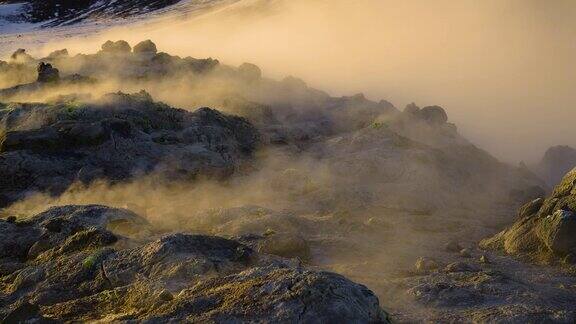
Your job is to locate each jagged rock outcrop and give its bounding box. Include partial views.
[418,105,448,125]
[0,40,400,142]
[402,104,448,125]
[238,62,262,82]
[0,91,259,207]
[533,145,576,186]
[481,167,576,263]
[133,39,158,59]
[100,40,132,54]
[10,49,34,63]
[36,62,59,83]
[0,205,390,323]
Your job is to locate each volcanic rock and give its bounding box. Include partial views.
[36,62,60,83]
[481,167,576,261]
[101,40,132,54]
[418,105,448,125]
[0,91,260,207]
[0,205,390,323]
[133,40,158,56]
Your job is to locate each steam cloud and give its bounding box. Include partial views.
[0,0,572,316]
[9,0,575,163]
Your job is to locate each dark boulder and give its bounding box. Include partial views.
[537,209,576,254]
[133,39,158,55]
[482,167,576,261]
[238,62,262,82]
[418,105,448,125]
[101,40,132,54]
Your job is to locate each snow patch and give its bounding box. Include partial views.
[0,3,40,34]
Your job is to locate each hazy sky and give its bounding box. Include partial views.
[23,0,576,163]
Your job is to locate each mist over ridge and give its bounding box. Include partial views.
[17,0,575,164]
[1,1,576,322]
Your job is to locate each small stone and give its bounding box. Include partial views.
[460,248,472,258]
[444,241,463,253]
[365,217,391,231]
[263,228,276,237]
[101,40,131,54]
[158,289,173,301]
[445,262,478,273]
[479,254,489,264]
[415,257,439,273]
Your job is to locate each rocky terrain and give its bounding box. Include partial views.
[0,83,258,207]
[0,40,574,322]
[0,205,389,322]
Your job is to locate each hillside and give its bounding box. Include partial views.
[0,40,567,322]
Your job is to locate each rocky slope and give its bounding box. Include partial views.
[0,205,390,322]
[0,40,568,322]
[0,89,258,208]
[533,145,576,187]
[377,167,576,322]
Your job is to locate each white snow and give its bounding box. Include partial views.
[0,0,235,59]
[0,2,40,34]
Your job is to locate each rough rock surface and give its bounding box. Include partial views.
[392,249,576,323]
[36,62,59,83]
[0,40,220,95]
[0,90,259,207]
[0,40,563,323]
[101,40,132,54]
[133,39,158,57]
[0,205,390,323]
[481,167,576,263]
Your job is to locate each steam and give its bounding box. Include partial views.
[9,0,573,163]
[0,0,572,316]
